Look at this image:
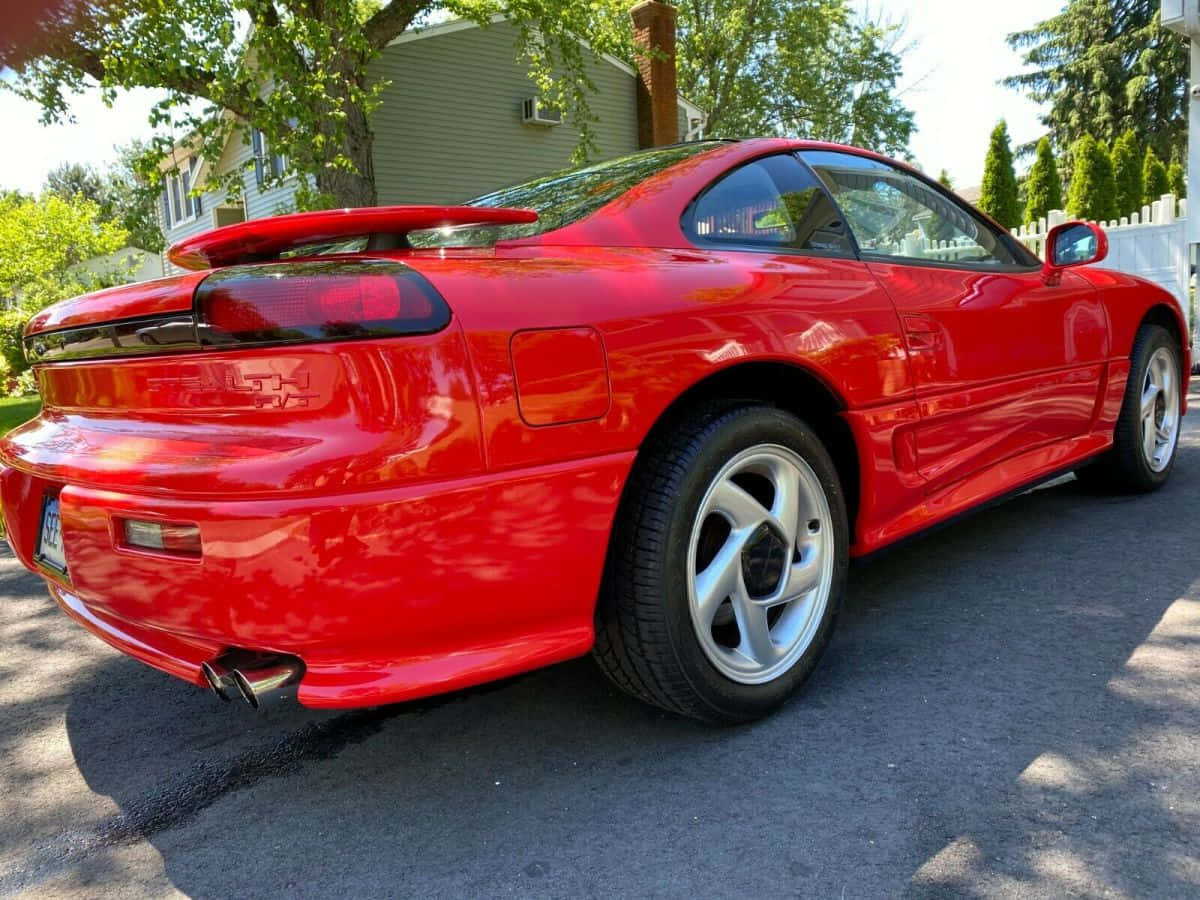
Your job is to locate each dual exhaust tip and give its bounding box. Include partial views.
[201,651,304,709]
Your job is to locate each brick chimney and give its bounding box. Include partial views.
[631,1,678,148]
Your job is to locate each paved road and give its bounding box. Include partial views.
[3,391,1200,899]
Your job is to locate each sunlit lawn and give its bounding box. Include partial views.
[0,396,40,434]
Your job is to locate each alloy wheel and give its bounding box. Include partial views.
[686,444,834,684]
[1140,346,1180,473]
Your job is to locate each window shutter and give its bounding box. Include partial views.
[251,129,265,188]
[161,189,171,229]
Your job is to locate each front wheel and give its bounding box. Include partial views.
[593,406,848,723]
[1077,323,1182,492]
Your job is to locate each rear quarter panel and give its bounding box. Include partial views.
[402,247,916,471]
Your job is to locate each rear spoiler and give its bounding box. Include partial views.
[167,205,539,271]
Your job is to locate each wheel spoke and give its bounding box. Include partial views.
[694,536,743,627]
[783,544,823,599]
[711,479,766,531]
[1140,384,1159,421]
[732,593,776,666]
[767,460,803,550]
[1142,408,1158,462]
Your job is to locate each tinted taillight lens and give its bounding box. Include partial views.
[196,260,450,346]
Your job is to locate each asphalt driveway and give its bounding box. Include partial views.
[1,386,1199,898]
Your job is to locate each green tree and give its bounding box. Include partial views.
[1006,1,1186,162]
[43,144,162,252]
[675,2,915,155]
[979,121,1021,229]
[1111,130,1143,218]
[1168,161,1186,199]
[0,192,129,373]
[44,163,107,210]
[1024,136,1063,224]
[1067,134,1118,221]
[1143,147,1170,206]
[937,169,953,189]
[103,142,166,252]
[1,1,635,209]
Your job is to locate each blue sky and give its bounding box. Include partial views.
[0,0,1052,194]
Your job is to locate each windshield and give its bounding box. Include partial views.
[408,142,725,248]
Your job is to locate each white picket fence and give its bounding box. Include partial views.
[1011,194,1191,312]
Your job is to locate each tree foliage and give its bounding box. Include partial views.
[1067,134,1118,222]
[676,1,914,156]
[1142,146,1170,206]
[1111,130,1142,218]
[1024,136,1063,224]
[978,121,1021,229]
[1006,1,1187,161]
[5,1,918,211]
[0,191,130,373]
[1168,160,1186,199]
[43,142,162,251]
[1,0,635,209]
[937,169,953,189]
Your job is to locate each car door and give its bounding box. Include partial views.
[800,149,1109,490]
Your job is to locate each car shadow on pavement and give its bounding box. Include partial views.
[27,424,1200,897]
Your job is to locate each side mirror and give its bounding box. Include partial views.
[1043,221,1108,284]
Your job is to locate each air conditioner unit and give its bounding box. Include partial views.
[1162,0,1200,36]
[522,98,563,127]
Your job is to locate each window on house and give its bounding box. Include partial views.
[160,156,203,230]
[251,128,287,190]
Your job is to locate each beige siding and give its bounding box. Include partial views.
[369,22,640,204]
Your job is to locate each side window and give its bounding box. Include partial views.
[685,155,854,256]
[801,150,1027,268]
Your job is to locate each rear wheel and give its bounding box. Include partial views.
[1077,323,1182,492]
[593,405,848,723]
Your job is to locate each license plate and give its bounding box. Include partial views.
[36,496,68,575]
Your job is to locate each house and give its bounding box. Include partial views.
[72,246,163,284]
[156,3,702,273]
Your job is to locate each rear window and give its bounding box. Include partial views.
[408,142,725,248]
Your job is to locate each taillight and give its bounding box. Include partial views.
[195,260,450,346]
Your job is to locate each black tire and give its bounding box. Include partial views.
[1076,323,1182,492]
[593,405,849,723]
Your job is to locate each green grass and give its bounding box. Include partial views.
[0,396,40,434]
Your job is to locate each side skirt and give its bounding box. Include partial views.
[852,431,1111,559]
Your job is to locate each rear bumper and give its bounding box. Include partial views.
[2,453,632,707]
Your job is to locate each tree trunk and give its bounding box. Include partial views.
[315,67,378,208]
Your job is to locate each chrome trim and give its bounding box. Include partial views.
[24,315,200,363]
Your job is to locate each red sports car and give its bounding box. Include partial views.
[2,139,1187,722]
